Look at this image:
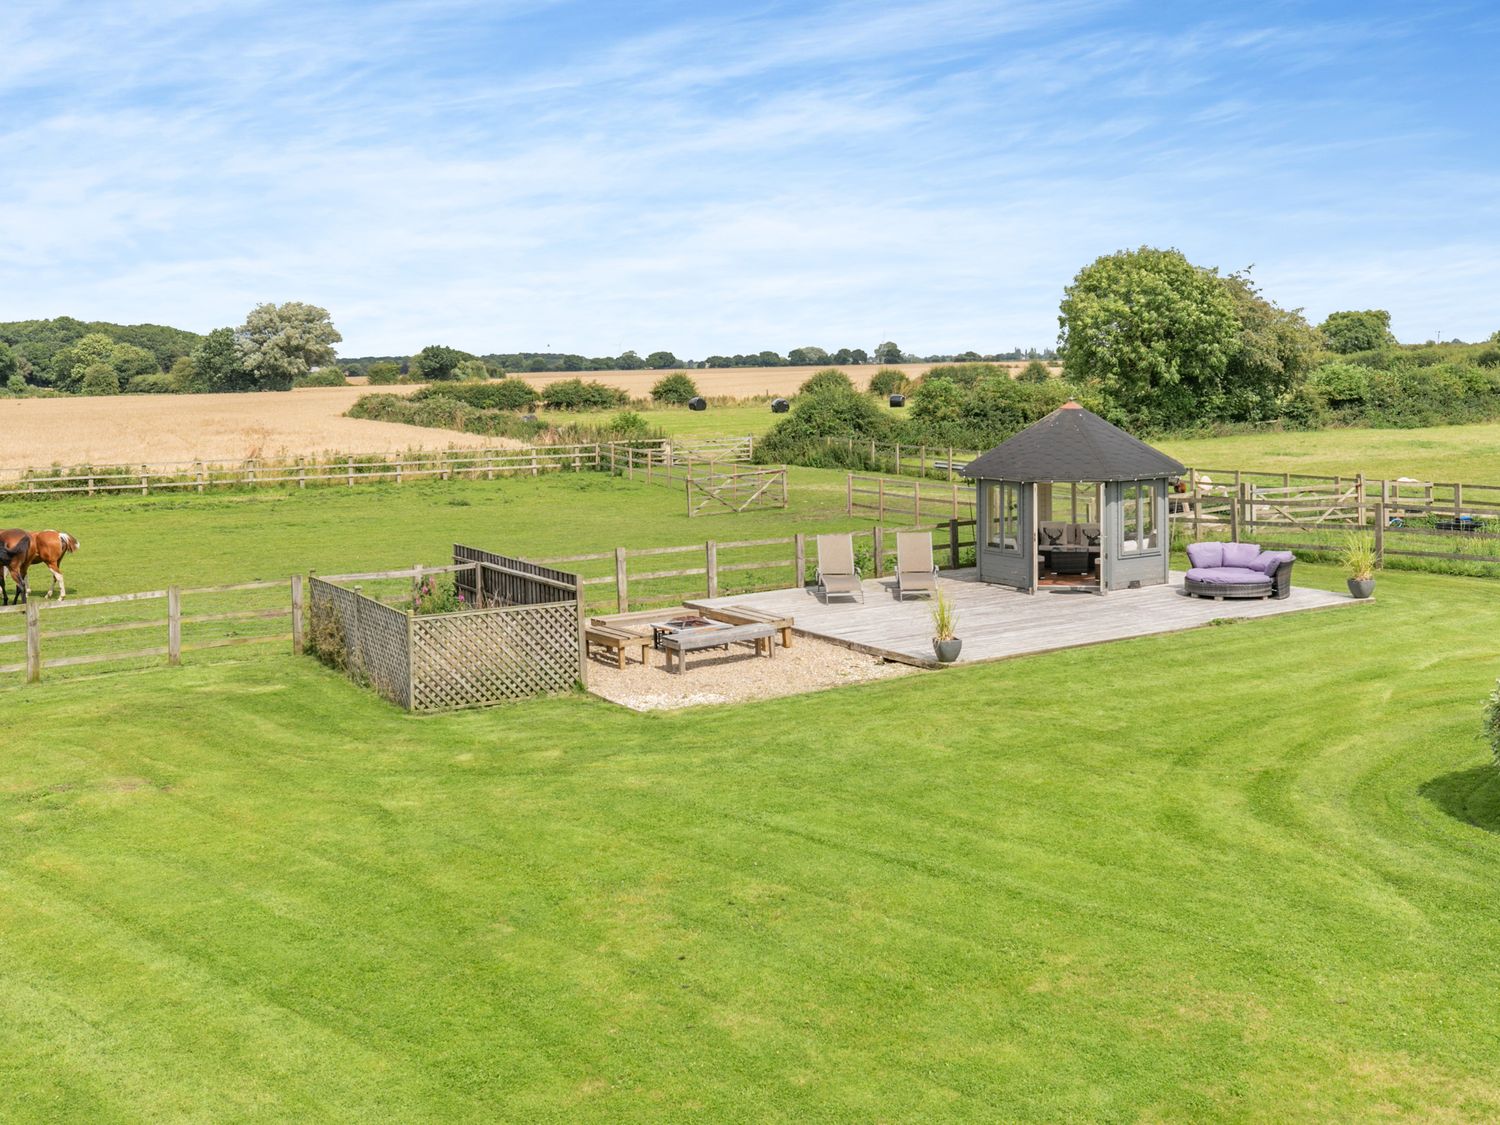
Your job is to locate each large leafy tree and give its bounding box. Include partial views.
[645,350,680,369]
[191,327,251,392]
[1319,309,1395,354]
[236,302,342,391]
[409,344,471,381]
[1220,273,1319,420]
[1058,247,1240,429]
[873,341,903,365]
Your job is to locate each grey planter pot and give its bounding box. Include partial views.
[934,638,963,663]
[1347,577,1375,599]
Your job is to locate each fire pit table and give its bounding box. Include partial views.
[650,616,728,651]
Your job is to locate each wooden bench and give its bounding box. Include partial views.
[696,604,794,649]
[585,624,653,670]
[659,623,776,674]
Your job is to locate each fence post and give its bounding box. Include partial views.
[894,443,901,476]
[615,547,628,613]
[1453,482,1463,519]
[575,579,588,688]
[780,466,788,509]
[1230,485,1242,542]
[951,481,959,520]
[195,462,205,493]
[140,466,149,495]
[25,601,40,683]
[795,532,806,587]
[914,479,922,524]
[412,563,423,609]
[706,540,718,598]
[948,519,960,570]
[298,462,307,489]
[872,526,884,578]
[947,447,955,482]
[291,574,304,654]
[1374,502,1386,565]
[878,477,885,521]
[347,458,354,486]
[167,586,181,666]
[846,474,853,514]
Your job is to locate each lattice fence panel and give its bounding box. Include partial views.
[308,577,412,708]
[410,601,578,711]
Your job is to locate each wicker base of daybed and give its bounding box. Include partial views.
[1183,578,1277,600]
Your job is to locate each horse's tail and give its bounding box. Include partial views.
[59,532,78,553]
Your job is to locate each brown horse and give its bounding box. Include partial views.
[0,532,30,605]
[0,529,79,603]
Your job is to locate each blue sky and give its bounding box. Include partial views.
[1,1,1496,356]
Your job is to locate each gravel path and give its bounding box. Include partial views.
[587,632,918,711]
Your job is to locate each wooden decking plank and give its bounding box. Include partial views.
[688,569,1359,666]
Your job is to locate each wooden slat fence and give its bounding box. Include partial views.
[533,518,979,614]
[845,474,977,523]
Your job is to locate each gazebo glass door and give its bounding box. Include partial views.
[980,480,1036,593]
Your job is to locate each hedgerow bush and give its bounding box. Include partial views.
[755,382,893,467]
[540,379,629,410]
[414,380,536,411]
[651,372,698,404]
[80,362,119,395]
[366,361,402,385]
[867,368,908,396]
[797,368,854,396]
[296,369,349,387]
[921,362,1007,387]
[345,393,663,446]
[125,372,179,394]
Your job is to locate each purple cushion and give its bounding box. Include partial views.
[1186,542,1223,568]
[1254,550,1295,575]
[1222,542,1262,568]
[1186,566,1271,585]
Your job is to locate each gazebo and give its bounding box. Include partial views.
[959,402,1185,594]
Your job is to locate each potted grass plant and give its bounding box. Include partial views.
[932,590,962,663]
[1341,532,1377,599]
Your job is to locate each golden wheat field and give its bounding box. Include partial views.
[0,385,457,472]
[0,363,1046,473]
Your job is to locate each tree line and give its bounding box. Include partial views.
[0,304,342,396]
[342,342,1058,377]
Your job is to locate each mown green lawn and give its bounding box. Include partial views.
[5,473,1500,1120]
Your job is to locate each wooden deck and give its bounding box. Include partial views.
[688,570,1361,668]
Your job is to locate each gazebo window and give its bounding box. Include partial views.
[986,482,1020,553]
[1119,481,1159,555]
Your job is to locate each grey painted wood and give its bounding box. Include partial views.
[690,570,1358,667]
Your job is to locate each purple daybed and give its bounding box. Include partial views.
[1184,542,1295,600]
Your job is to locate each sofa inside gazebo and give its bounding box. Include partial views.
[959,402,1185,594]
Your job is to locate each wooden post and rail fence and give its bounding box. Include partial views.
[0,436,758,500]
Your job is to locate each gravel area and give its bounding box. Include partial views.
[587,631,918,711]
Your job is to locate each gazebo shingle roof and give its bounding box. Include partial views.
[959,402,1185,483]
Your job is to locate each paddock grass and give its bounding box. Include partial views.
[6,468,866,600]
[3,561,1500,1120]
[1158,421,1500,483]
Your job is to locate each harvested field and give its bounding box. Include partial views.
[0,384,516,471]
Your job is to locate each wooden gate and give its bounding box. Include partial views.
[685,464,788,517]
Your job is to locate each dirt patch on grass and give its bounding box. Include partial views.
[587,629,917,711]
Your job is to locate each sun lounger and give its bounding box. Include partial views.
[815,533,864,603]
[895,531,938,599]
